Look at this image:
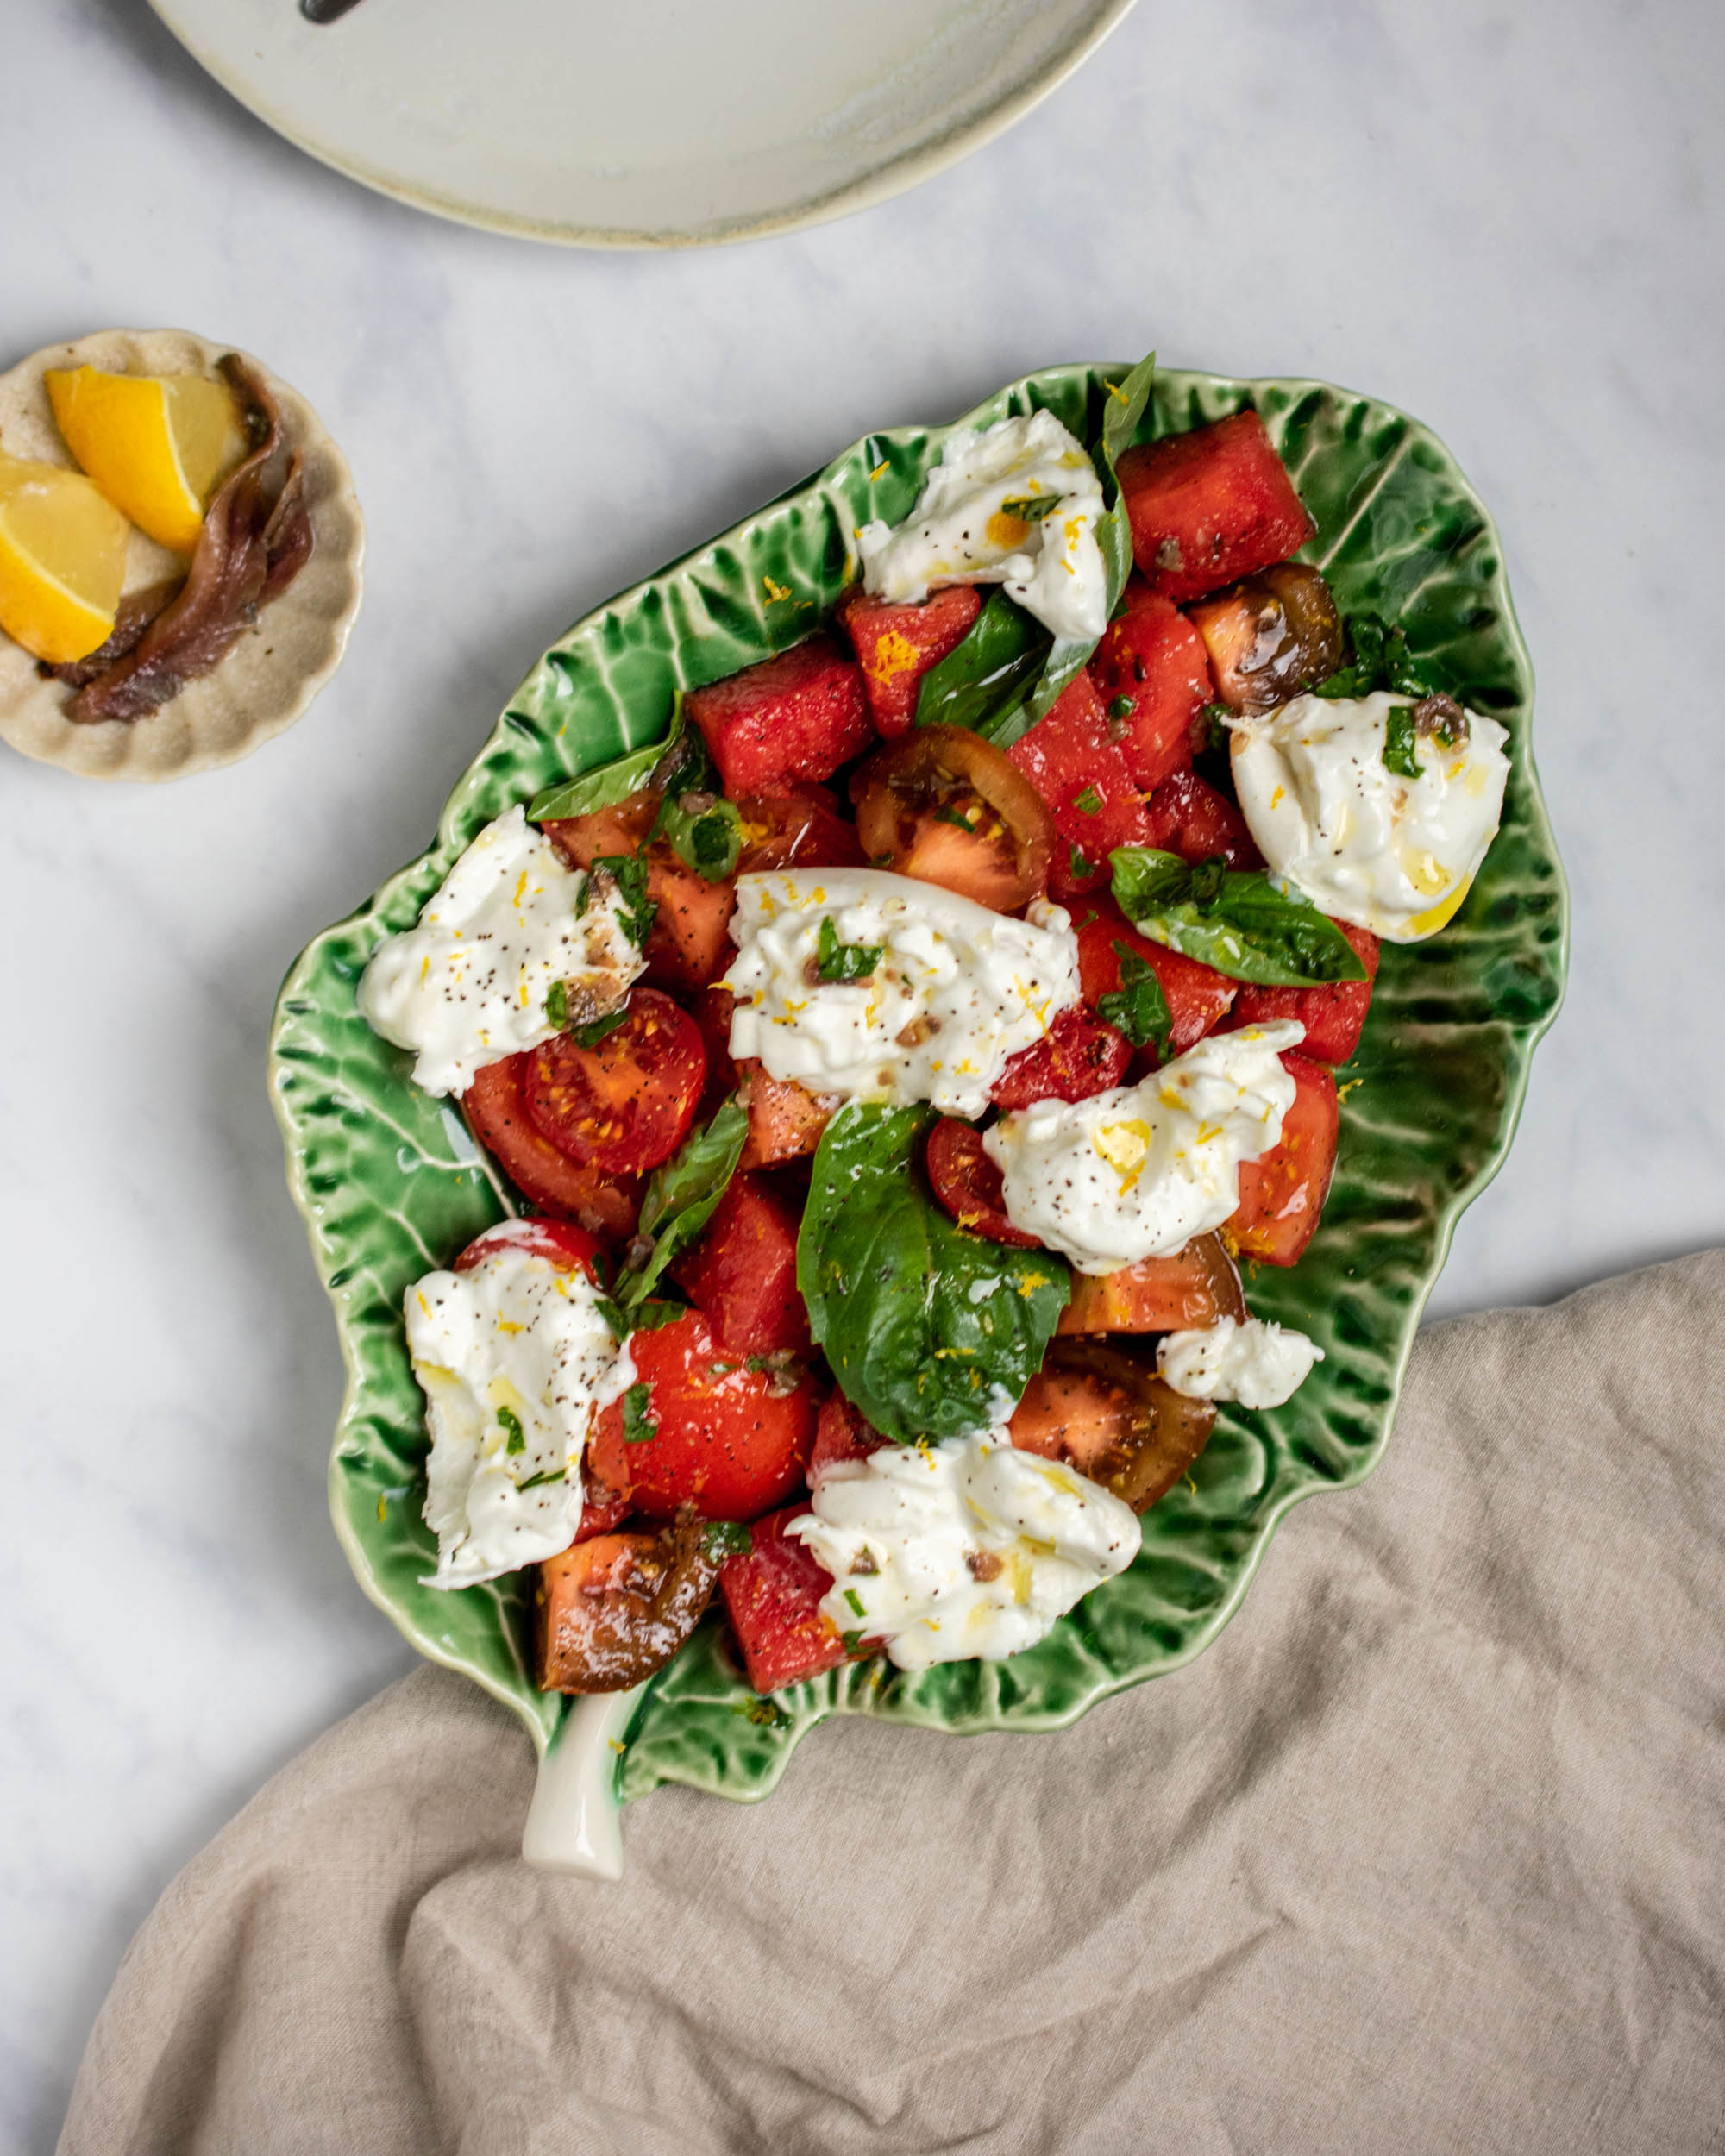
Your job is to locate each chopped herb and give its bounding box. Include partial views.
[544,979,569,1027]
[621,1382,657,1445]
[1311,614,1435,702]
[843,1587,868,1619]
[1199,701,1233,754]
[1072,785,1103,817]
[497,1406,525,1456]
[651,789,743,881]
[594,1294,687,1338]
[701,1520,753,1559]
[933,804,976,832]
[816,914,884,983]
[589,854,656,950]
[999,492,1064,523]
[515,1466,568,1492]
[1382,702,1423,780]
[1108,694,1135,720]
[1097,943,1174,1058]
[840,1629,868,1656]
[572,1009,630,1050]
[1070,843,1095,882]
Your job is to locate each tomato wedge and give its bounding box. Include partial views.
[1057,1230,1246,1336]
[850,724,1054,912]
[1227,1051,1339,1266]
[1008,1339,1216,1513]
[989,1003,1131,1110]
[925,1116,1038,1247]
[537,1513,721,1693]
[542,793,737,994]
[735,788,865,874]
[587,1310,821,1521]
[460,1055,641,1242]
[524,987,705,1175]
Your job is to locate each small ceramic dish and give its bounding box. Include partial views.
[0,329,363,783]
[272,362,1566,1876]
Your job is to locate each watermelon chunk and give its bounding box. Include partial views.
[670,1169,812,1357]
[718,1506,849,1693]
[1116,412,1314,605]
[837,586,982,737]
[686,634,874,794]
[1074,899,1237,1063]
[1007,674,1153,902]
[1145,768,1264,869]
[1228,919,1381,1064]
[1088,580,1212,791]
[810,1392,889,1476]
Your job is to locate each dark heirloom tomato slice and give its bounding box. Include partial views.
[1057,1230,1246,1336]
[1008,1338,1216,1514]
[461,1056,641,1242]
[925,1117,1038,1248]
[989,1003,1131,1110]
[587,1310,821,1522]
[537,1512,720,1693]
[524,987,705,1175]
[451,1217,601,1279]
[850,723,1054,912]
[735,788,866,874]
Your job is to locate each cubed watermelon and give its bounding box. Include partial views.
[1145,768,1264,869]
[1116,412,1314,605]
[1228,919,1381,1063]
[686,634,875,794]
[1074,899,1237,1062]
[670,1170,811,1357]
[837,585,982,736]
[810,1392,888,1476]
[718,1506,849,1693]
[1088,580,1212,791]
[1007,673,1153,902]
[544,795,736,993]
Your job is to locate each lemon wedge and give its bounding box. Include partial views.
[0,448,130,665]
[46,366,248,554]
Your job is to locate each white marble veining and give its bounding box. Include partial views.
[3,0,1722,2142]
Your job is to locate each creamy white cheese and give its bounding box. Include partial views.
[357,805,646,1096]
[983,1020,1303,1274]
[1230,692,1510,943]
[792,1432,1140,1669]
[724,868,1082,1119]
[1157,1314,1324,1409]
[856,411,1108,643]
[405,1231,635,1589]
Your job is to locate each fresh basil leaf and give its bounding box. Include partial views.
[617,1096,750,1313]
[999,492,1063,524]
[595,1294,687,1338]
[1110,846,1368,987]
[651,789,743,882]
[497,1406,525,1456]
[913,588,1051,746]
[816,914,883,983]
[621,1382,657,1445]
[1096,943,1173,1058]
[529,736,668,824]
[1311,614,1434,702]
[587,854,656,950]
[1382,702,1423,780]
[840,1628,869,1657]
[797,1102,1070,1445]
[701,1520,753,1559]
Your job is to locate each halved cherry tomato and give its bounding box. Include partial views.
[461,1056,641,1242]
[1074,901,1238,1065]
[1227,1051,1338,1266]
[738,1062,837,1169]
[850,723,1054,912]
[735,788,865,874]
[537,1512,720,1693]
[1009,1339,1216,1513]
[543,795,736,993]
[1057,1230,1246,1336]
[524,987,705,1175]
[925,1117,1038,1248]
[989,1003,1131,1110]
[587,1310,821,1521]
[451,1216,601,1280]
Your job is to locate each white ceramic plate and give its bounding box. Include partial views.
[147,0,1137,248]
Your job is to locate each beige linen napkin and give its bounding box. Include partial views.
[60,1253,1725,2155]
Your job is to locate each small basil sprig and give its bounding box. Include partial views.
[583,855,656,950]
[816,916,883,982]
[652,790,743,881]
[528,731,672,824]
[1096,943,1173,1058]
[1311,614,1433,704]
[609,1096,750,1319]
[913,589,1051,747]
[1110,847,1367,987]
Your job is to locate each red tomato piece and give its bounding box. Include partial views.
[543,797,736,995]
[739,1063,836,1170]
[451,1216,601,1280]
[810,1391,889,1477]
[460,1056,641,1243]
[1057,1231,1246,1336]
[1228,919,1382,1063]
[735,787,866,874]
[574,1470,633,1543]
[587,1311,820,1521]
[685,634,875,795]
[990,1003,1132,1110]
[1088,580,1212,792]
[670,1170,812,1357]
[718,1507,850,1693]
[925,1117,1038,1248]
[524,987,705,1175]
[1116,411,1315,605]
[1007,673,1154,901]
[1145,768,1264,869]
[1227,1051,1339,1266]
[1074,901,1237,1062]
[693,985,740,1114]
[836,585,983,736]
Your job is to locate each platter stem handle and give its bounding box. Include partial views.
[520,1686,643,1879]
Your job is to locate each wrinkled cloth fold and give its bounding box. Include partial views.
[60,1253,1725,2154]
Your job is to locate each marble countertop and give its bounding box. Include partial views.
[8,0,1722,2142]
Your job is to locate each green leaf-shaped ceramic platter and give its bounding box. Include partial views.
[271,363,1566,1865]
